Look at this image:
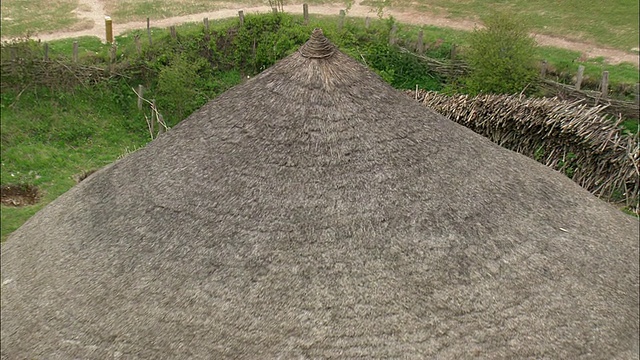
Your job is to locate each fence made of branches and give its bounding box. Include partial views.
[539,79,639,120]
[0,41,123,91]
[409,90,639,210]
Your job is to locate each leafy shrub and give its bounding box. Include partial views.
[462,12,539,95]
[232,13,309,73]
[155,54,209,122]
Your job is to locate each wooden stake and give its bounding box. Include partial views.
[105,16,113,43]
[303,4,309,24]
[239,11,244,27]
[73,41,79,62]
[135,35,141,55]
[137,85,144,110]
[109,45,117,72]
[170,26,177,39]
[575,65,585,90]
[416,30,424,53]
[339,10,346,30]
[203,17,209,32]
[450,44,457,60]
[150,99,156,138]
[540,60,548,78]
[389,24,397,45]
[43,43,49,61]
[365,17,370,29]
[601,71,609,98]
[147,17,152,46]
[158,114,165,135]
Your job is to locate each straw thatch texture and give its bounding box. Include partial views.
[2,29,639,359]
[410,90,639,210]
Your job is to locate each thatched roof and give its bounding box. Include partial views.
[2,29,638,359]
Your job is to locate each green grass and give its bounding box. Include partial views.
[540,46,640,81]
[380,0,640,52]
[0,0,92,38]
[103,0,260,23]
[0,82,150,242]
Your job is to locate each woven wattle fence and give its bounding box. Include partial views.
[409,90,639,210]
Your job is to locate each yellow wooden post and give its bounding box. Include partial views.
[105,16,113,43]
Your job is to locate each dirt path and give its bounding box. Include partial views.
[5,1,639,67]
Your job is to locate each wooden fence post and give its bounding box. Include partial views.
[450,44,457,60]
[601,71,609,98]
[73,41,79,62]
[43,43,49,61]
[137,85,144,110]
[109,45,117,72]
[105,16,113,43]
[540,60,548,78]
[203,18,210,42]
[416,30,424,54]
[389,24,397,45]
[575,65,585,90]
[338,9,346,30]
[147,17,152,46]
[10,47,16,61]
[303,4,309,24]
[158,114,165,135]
[170,26,177,39]
[135,35,141,54]
[239,11,244,27]
[365,17,370,29]
[150,99,156,138]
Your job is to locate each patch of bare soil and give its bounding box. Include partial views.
[0,184,41,207]
[1,1,638,67]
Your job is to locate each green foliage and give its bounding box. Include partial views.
[0,81,151,241]
[155,54,208,122]
[356,41,442,90]
[232,13,309,73]
[461,12,539,95]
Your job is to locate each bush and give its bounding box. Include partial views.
[155,54,208,122]
[462,12,538,95]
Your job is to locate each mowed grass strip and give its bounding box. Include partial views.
[0,0,92,38]
[103,0,263,23]
[380,0,640,52]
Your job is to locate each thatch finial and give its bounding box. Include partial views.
[299,28,336,59]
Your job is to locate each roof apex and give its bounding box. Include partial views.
[299,28,336,59]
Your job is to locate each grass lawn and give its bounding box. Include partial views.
[0,83,150,242]
[0,0,92,38]
[103,0,261,23]
[382,0,640,52]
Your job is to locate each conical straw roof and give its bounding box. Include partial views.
[2,29,638,359]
